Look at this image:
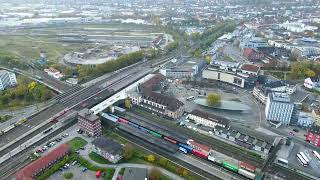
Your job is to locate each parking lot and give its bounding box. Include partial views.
[166,81,262,128]
[287,144,320,177]
[48,163,97,180]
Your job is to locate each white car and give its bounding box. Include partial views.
[188,126,192,129]
[209,131,213,134]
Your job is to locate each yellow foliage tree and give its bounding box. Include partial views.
[306,69,316,77]
[28,81,37,90]
[207,92,221,106]
[125,99,132,109]
[147,154,156,163]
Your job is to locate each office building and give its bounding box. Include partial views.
[265,92,296,125]
[78,108,102,137]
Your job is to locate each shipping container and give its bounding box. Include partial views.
[164,136,177,144]
[238,168,256,180]
[187,139,210,153]
[149,131,162,138]
[128,121,139,128]
[192,149,209,159]
[178,143,193,153]
[240,162,256,172]
[208,155,215,162]
[222,162,239,172]
[179,147,187,154]
[139,126,150,133]
[100,113,118,122]
[108,114,119,119]
[118,117,129,124]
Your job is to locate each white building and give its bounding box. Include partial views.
[265,93,295,125]
[91,137,123,163]
[44,67,64,79]
[297,112,314,127]
[187,109,230,129]
[0,70,17,90]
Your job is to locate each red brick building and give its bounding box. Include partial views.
[78,108,102,137]
[306,125,320,147]
[16,144,70,180]
[243,48,264,62]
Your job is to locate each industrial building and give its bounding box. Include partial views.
[202,61,259,88]
[0,70,17,90]
[187,109,230,129]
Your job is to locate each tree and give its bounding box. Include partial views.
[123,143,134,160]
[63,172,73,179]
[159,157,168,167]
[205,55,211,64]
[207,93,221,106]
[146,154,156,163]
[306,69,316,77]
[149,168,162,180]
[124,99,132,109]
[28,81,37,91]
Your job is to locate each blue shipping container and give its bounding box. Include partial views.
[128,121,139,128]
[178,143,193,153]
[108,114,119,119]
[139,126,150,133]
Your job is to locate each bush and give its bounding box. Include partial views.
[63,172,73,179]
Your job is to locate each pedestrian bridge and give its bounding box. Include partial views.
[90,74,155,115]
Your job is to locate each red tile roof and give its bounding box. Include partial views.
[241,64,259,72]
[16,144,70,180]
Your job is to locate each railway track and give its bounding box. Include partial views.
[125,111,264,168]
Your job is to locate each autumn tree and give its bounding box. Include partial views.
[306,69,316,77]
[146,154,156,163]
[159,157,168,167]
[149,168,162,180]
[207,92,221,106]
[124,99,132,109]
[123,143,134,160]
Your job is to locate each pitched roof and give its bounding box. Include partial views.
[142,74,166,91]
[240,64,259,72]
[190,109,230,126]
[16,144,70,180]
[143,91,184,111]
[92,137,123,155]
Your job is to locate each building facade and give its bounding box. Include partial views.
[78,108,102,137]
[129,74,184,119]
[0,70,17,90]
[306,125,320,147]
[92,137,123,163]
[265,93,295,125]
[187,109,230,129]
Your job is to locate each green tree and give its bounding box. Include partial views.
[124,99,132,109]
[205,55,211,64]
[149,168,162,180]
[159,157,168,167]
[123,143,134,160]
[63,172,73,179]
[207,93,221,106]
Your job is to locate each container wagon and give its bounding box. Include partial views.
[139,126,150,133]
[239,162,256,173]
[238,169,256,180]
[149,130,162,138]
[128,121,139,128]
[179,147,188,154]
[192,149,209,159]
[100,113,118,122]
[178,143,193,153]
[222,162,239,172]
[163,136,177,144]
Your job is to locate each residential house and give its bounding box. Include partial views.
[92,137,123,163]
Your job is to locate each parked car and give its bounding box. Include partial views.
[82,168,88,172]
[293,129,299,132]
[55,137,62,142]
[80,147,85,150]
[72,161,77,166]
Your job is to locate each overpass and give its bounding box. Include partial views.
[90,74,155,114]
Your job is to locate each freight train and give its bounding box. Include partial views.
[101,113,261,180]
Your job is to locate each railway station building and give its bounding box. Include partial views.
[187,109,230,129]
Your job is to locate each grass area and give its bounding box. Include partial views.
[67,137,88,152]
[119,168,125,176]
[89,152,112,164]
[130,107,265,166]
[102,126,129,144]
[223,55,234,62]
[161,175,173,180]
[0,115,13,123]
